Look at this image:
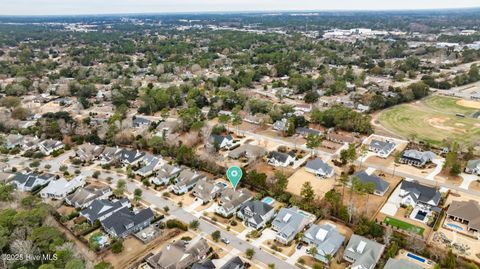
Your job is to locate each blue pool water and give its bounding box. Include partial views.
[447,223,464,231]
[407,252,426,263]
[262,197,275,205]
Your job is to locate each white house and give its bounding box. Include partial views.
[267,151,295,167]
[40,176,86,200]
[38,139,64,155]
[368,139,396,158]
[305,158,334,178]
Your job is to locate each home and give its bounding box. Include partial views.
[75,143,105,163]
[237,200,275,229]
[146,236,209,269]
[325,133,357,144]
[216,188,253,217]
[21,136,41,151]
[303,224,345,263]
[4,134,24,149]
[65,186,112,209]
[267,151,295,167]
[465,159,480,175]
[446,200,480,238]
[399,180,441,223]
[357,104,370,113]
[273,118,288,132]
[192,179,226,204]
[118,148,145,166]
[219,256,245,269]
[171,169,205,195]
[101,207,154,238]
[98,146,123,164]
[399,150,436,168]
[243,114,264,125]
[208,134,235,150]
[228,144,266,161]
[80,198,131,224]
[272,206,315,245]
[305,158,334,178]
[295,127,322,137]
[384,257,422,269]
[343,235,385,269]
[132,116,151,128]
[10,172,56,192]
[40,176,86,200]
[38,139,65,155]
[152,163,182,185]
[350,171,390,196]
[368,139,396,158]
[192,260,216,269]
[135,154,163,177]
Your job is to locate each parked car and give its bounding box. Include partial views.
[221,237,230,244]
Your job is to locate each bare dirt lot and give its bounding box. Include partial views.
[287,167,335,200]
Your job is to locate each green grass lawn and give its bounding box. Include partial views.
[378,95,480,147]
[384,216,425,236]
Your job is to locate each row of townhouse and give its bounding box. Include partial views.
[5,134,64,155]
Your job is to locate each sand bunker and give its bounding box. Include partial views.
[457,99,480,109]
[426,117,466,134]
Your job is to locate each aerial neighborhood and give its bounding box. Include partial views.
[1,6,480,269]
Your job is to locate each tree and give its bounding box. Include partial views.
[114,179,126,197]
[306,134,322,155]
[272,171,288,196]
[134,188,143,202]
[361,182,376,215]
[211,230,221,242]
[245,248,255,259]
[94,262,113,269]
[0,183,14,201]
[300,182,315,204]
[443,249,456,269]
[189,220,200,230]
[111,239,124,253]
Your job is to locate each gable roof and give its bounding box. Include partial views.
[400,181,441,205]
[101,207,154,236]
[239,200,274,225]
[220,256,244,269]
[148,236,209,269]
[383,258,422,269]
[118,149,145,163]
[80,198,130,223]
[40,176,85,197]
[192,179,224,201]
[447,200,480,231]
[66,186,111,208]
[369,139,396,152]
[401,150,435,163]
[353,171,390,193]
[193,260,216,269]
[344,234,385,269]
[228,144,266,159]
[219,188,252,212]
[268,151,293,163]
[466,159,480,170]
[295,127,322,136]
[303,224,345,261]
[272,207,311,239]
[210,134,233,145]
[305,158,333,174]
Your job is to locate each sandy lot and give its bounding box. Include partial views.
[457,99,480,109]
[287,167,335,200]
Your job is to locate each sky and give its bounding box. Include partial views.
[1,0,480,16]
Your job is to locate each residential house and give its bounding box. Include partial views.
[343,235,385,269]
[237,200,275,229]
[219,257,245,269]
[295,127,322,137]
[118,148,145,166]
[399,150,436,168]
[272,207,315,245]
[216,188,253,217]
[65,186,112,208]
[171,169,205,195]
[38,139,64,155]
[228,144,266,161]
[243,114,264,125]
[192,179,226,204]
[302,224,345,263]
[101,207,154,238]
[40,176,86,200]
[446,200,480,237]
[98,147,122,164]
[399,181,441,208]
[305,158,334,178]
[208,134,236,150]
[10,172,56,192]
[152,163,182,185]
[133,116,151,128]
[350,171,390,196]
[80,198,131,224]
[22,136,41,151]
[465,160,480,175]
[192,260,216,269]
[146,236,209,269]
[357,104,370,113]
[75,144,105,163]
[273,118,288,132]
[267,151,295,167]
[383,258,422,269]
[368,139,396,158]
[135,154,163,177]
[5,134,24,149]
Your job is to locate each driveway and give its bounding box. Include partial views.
[459,173,479,190]
[426,158,445,180]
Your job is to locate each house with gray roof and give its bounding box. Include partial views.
[303,224,345,263]
[220,256,245,269]
[98,146,123,164]
[216,188,253,217]
[192,179,227,204]
[343,234,385,269]
[237,200,275,229]
[101,207,154,238]
[171,169,205,195]
[10,172,56,192]
[383,258,422,269]
[118,148,145,166]
[399,150,436,168]
[272,206,315,245]
[305,158,334,178]
[368,139,396,158]
[267,151,295,167]
[152,163,182,186]
[192,260,216,269]
[273,118,288,132]
[65,186,112,208]
[208,134,236,150]
[75,143,105,163]
[295,127,322,137]
[38,139,64,155]
[135,154,163,177]
[146,236,209,269]
[5,134,24,149]
[228,144,266,161]
[132,116,151,128]
[465,159,480,175]
[350,171,390,196]
[399,180,441,208]
[40,176,86,200]
[80,198,131,224]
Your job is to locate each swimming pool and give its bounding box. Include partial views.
[262,196,275,205]
[407,252,426,263]
[446,223,464,231]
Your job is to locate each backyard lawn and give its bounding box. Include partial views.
[384,216,425,236]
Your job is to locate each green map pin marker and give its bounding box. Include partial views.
[227,166,243,191]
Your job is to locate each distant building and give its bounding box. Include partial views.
[465,160,480,175]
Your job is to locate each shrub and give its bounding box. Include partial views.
[166,219,188,231]
[111,239,124,253]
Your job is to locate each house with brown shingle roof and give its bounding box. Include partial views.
[446,200,480,237]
